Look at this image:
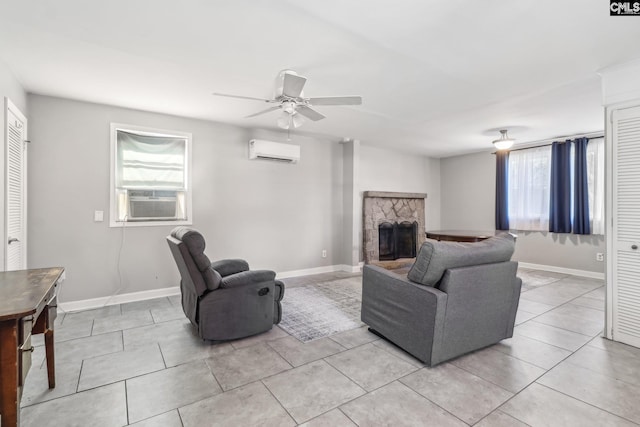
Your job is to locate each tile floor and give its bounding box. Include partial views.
[19,268,640,426]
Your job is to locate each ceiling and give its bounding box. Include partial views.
[1,1,639,157]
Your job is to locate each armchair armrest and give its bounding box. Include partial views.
[361,265,447,365]
[211,259,250,277]
[363,265,447,303]
[220,269,276,289]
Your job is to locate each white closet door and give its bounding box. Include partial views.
[611,105,640,347]
[5,99,27,271]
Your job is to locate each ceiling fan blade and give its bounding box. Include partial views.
[282,73,307,98]
[308,96,362,106]
[213,92,274,103]
[245,106,282,118]
[297,105,326,121]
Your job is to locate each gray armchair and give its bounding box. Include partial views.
[167,227,284,341]
[361,234,521,367]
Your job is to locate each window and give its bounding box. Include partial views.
[505,139,604,234]
[587,137,605,234]
[110,124,192,227]
[508,146,552,231]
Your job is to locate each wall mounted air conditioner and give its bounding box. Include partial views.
[128,189,178,221]
[249,139,300,163]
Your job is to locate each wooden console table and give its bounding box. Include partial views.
[0,267,64,427]
[426,230,496,242]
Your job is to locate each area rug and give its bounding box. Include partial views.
[279,277,364,342]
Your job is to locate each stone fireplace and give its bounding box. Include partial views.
[363,191,427,264]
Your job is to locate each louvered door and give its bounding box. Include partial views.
[5,99,27,271]
[611,105,640,347]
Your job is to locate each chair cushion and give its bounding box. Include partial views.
[203,266,223,291]
[211,259,250,277]
[407,233,515,287]
[171,227,220,290]
[220,270,276,288]
[171,227,211,270]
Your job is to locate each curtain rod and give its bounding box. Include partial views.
[492,132,604,154]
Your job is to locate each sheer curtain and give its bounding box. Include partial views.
[587,138,605,234]
[508,146,552,230]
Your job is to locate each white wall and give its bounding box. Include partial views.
[341,140,360,268]
[27,95,344,303]
[0,60,27,113]
[440,150,605,273]
[440,151,495,230]
[0,60,28,270]
[357,145,441,261]
[359,145,441,231]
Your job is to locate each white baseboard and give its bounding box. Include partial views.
[60,264,365,313]
[60,261,601,313]
[338,263,364,273]
[276,263,361,279]
[59,286,180,313]
[518,262,605,280]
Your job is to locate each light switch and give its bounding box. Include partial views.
[94,210,104,222]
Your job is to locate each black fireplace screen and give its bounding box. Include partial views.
[378,221,418,260]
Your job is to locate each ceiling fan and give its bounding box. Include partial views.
[213,69,362,130]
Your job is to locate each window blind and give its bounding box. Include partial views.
[116,130,186,189]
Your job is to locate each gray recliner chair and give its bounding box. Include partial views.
[361,233,521,367]
[167,227,284,341]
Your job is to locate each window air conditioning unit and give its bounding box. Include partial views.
[128,189,178,221]
[249,139,300,163]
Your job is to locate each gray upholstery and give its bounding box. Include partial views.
[362,235,521,366]
[211,259,250,277]
[408,233,515,286]
[221,270,276,288]
[171,227,222,291]
[167,227,284,341]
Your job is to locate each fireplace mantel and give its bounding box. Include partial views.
[363,191,427,199]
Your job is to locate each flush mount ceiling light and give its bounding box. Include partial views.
[492,129,515,150]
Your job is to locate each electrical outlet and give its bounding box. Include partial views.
[596,253,604,262]
[322,249,327,258]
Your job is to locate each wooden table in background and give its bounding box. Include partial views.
[0,267,64,427]
[426,230,496,242]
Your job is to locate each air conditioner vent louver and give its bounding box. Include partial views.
[256,155,294,162]
[128,189,178,221]
[249,140,300,163]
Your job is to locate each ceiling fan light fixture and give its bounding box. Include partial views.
[213,69,362,130]
[276,112,291,129]
[282,101,296,115]
[493,129,515,150]
[277,109,305,130]
[292,113,305,128]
